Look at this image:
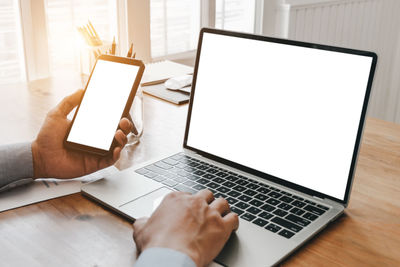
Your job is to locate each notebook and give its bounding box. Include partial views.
[141,60,193,86]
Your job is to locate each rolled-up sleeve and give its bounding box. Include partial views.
[0,142,34,192]
[134,248,196,267]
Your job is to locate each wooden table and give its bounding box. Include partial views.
[0,75,399,266]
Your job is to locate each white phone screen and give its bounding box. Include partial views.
[67,59,140,151]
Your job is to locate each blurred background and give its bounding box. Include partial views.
[1,0,400,123]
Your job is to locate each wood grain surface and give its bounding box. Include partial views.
[0,75,399,266]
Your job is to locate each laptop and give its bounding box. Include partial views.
[82,28,377,266]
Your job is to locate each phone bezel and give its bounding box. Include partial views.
[64,55,145,156]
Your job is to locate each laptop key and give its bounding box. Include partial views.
[259,212,273,220]
[236,202,250,210]
[268,191,282,198]
[278,229,295,239]
[155,161,173,170]
[266,198,280,206]
[286,214,311,227]
[253,218,268,227]
[261,203,276,212]
[227,190,240,198]
[317,204,329,210]
[217,186,230,193]
[145,165,170,176]
[265,223,281,233]
[216,172,229,178]
[303,212,318,221]
[186,174,200,181]
[162,158,179,166]
[171,154,183,161]
[271,217,303,232]
[249,199,263,207]
[225,175,239,182]
[254,194,268,201]
[304,205,326,215]
[222,181,236,188]
[195,169,208,176]
[197,165,209,170]
[241,213,256,222]
[206,182,220,189]
[162,179,178,187]
[280,196,294,203]
[193,184,206,191]
[184,166,197,173]
[292,200,306,208]
[135,168,148,175]
[144,172,158,178]
[173,176,188,183]
[278,203,293,211]
[290,207,305,216]
[183,180,197,187]
[203,173,216,179]
[236,179,249,186]
[226,197,238,205]
[247,206,261,215]
[273,209,288,217]
[243,189,257,196]
[197,178,210,185]
[174,184,197,194]
[212,177,225,184]
[246,183,260,190]
[233,185,246,192]
[230,206,244,215]
[207,168,219,174]
[153,176,167,182]
[257,187,270,194]
[238,195,252,202]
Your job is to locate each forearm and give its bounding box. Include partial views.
[0,142,34,192]
[134,248,196,267]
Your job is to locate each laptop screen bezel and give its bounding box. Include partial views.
[183,28,377,206]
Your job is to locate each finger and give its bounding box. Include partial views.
[119,117,133,135]
[195,189,214,204]
[56,89,84,116]
[133,217,148,233]
[223,212,239,232]
[209,197,230,216]
[112,146,122,162]
[114,129,128,146]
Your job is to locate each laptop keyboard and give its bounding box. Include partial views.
[135,153,330,239]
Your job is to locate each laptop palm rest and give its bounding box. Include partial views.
[119,187,173,219]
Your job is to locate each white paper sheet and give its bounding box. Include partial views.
[0,166,118,212]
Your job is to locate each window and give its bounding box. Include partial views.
[45,0,118,74]
[215,0,256,33]
[150,0,200,58]
[0,0,25,84]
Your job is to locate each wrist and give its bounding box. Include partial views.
[31,141,45,178]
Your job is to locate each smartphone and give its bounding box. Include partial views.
[64,55,145,156]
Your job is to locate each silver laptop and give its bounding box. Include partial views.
[82,28,377,266]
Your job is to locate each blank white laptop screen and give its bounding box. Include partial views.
[186,32,373,200]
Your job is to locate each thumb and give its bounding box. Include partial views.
[132,217,148,234]
[56,89,84,116]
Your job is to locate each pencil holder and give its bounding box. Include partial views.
[79,42,112,75]
[127,86,144,146]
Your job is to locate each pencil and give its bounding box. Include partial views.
[127,43,133,57]
[111,36,116,55]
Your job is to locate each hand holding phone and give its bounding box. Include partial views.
[64,55,145,155]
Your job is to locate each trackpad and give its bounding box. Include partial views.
[119,187,173,219]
